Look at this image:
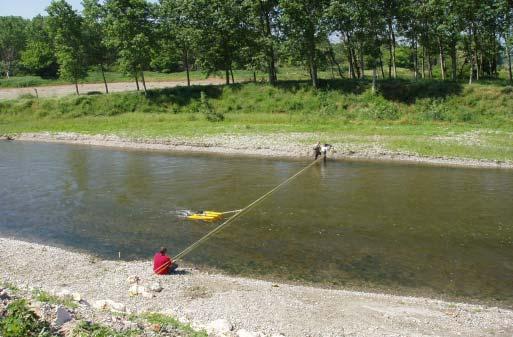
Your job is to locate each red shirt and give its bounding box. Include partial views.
[153,252,172,275]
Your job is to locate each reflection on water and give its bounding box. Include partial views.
[1,141,512,305]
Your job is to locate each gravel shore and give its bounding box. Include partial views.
[1,238,513,337]
[9,131,513,169]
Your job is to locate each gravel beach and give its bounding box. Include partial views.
[9,131,513,169]
[1,238,513,337]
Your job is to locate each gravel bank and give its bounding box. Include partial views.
[9,131,513,169]
[1,238,513,337]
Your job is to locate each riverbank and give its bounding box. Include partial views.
[7,131,513,169]
[1,80,513,166]
[1,238,513,337]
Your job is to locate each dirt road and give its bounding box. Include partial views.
[0,78,224,100]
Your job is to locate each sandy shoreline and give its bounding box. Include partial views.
[6,131,513,169]
[1,237,513,337]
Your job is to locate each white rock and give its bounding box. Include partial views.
[206,319,233,335]
[92,300,126,313]
[128,285,148,296]
[72,292,82,302]
[149,282,163,292]
[237,329,265,337]
[53,306,72,327]
[271,334,285,337]
[126,275,140,284]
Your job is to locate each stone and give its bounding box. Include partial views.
[0,289,10,300]
[206,319,233,335]
[127,275,140,284]
[141,291,155,299]
[72,292,82,302]
[56,289,72,298]
[128,284,148,296]
[271,334,286,337]
[92,300,126,313]
[53,306,72,327]
[149,282,163,292]
[237,329,264,337]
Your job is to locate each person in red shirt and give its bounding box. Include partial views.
[153,247,178,275]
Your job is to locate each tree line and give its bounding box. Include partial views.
[1,0,513,94]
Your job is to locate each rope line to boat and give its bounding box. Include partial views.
[173,157,321,261]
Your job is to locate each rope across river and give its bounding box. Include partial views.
[173,158,321,261]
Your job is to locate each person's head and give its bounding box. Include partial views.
[159,247,167,255]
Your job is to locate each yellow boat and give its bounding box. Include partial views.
[187,211,223,221]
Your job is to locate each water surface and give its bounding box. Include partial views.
[1,141,512,305]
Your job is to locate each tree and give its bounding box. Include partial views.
[281,0,330,88]
[104,0,155,92]
[20,16,58,78]
[83,0,113,93]
[158,0,199,86]
[0,16,28,78]
[47,0,87,95]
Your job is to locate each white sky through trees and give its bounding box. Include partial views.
[0,0,156,18]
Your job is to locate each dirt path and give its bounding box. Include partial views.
[1,238,513,337]
[0,79,224,100]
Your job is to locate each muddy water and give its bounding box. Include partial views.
[1,141,512,305]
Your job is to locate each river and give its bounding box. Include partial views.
[1,140,512,305]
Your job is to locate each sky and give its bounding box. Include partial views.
[0,0,157,18]
[0,0,84,18]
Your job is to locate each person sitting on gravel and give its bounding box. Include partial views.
[153,247,178,275]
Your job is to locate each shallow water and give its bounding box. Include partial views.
[1,141,512,305]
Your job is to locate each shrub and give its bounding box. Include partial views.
[0,299,55,337]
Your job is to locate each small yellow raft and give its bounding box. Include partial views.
[187,211,223,221]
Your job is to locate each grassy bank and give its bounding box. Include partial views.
[1,79,513,162]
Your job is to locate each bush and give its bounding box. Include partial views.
[0,299,55,337]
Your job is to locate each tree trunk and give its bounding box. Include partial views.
[230,66,235,83]
[372,66,376,93]
[346,34,356,79]
[140,70,147,94]
[428,53,433,79]
[75,80,79,95]
[328,41,344,78]
[184,48,191,87]
[413,40,418,80]
[507,43,513,84]
[379,53,385,79]
[421,46,425,79]
[450,40,457,80]
[359,45,365,79]
[260,0,277,85]
[225,69,230,85]
[253,71,257,82]
[135,72,140,91]
[438,37,445,80]
[100,63,109,94]
[388,19,397,78]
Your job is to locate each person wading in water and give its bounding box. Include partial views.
[313,142,333,161]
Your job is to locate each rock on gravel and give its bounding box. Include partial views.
[93,300,126,313]
[206,319,233,335]
[53,306,73,327]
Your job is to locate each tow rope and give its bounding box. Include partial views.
[173,158,321,261]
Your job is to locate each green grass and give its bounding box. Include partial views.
[32,289,79,309]
[137,313,208,337]
[0,299,58,337]
[1,79,513,162]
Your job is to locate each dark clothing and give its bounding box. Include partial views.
[313,145,321,159]
[168,262,179,274]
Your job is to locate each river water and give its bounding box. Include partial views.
[1,141,512,305]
